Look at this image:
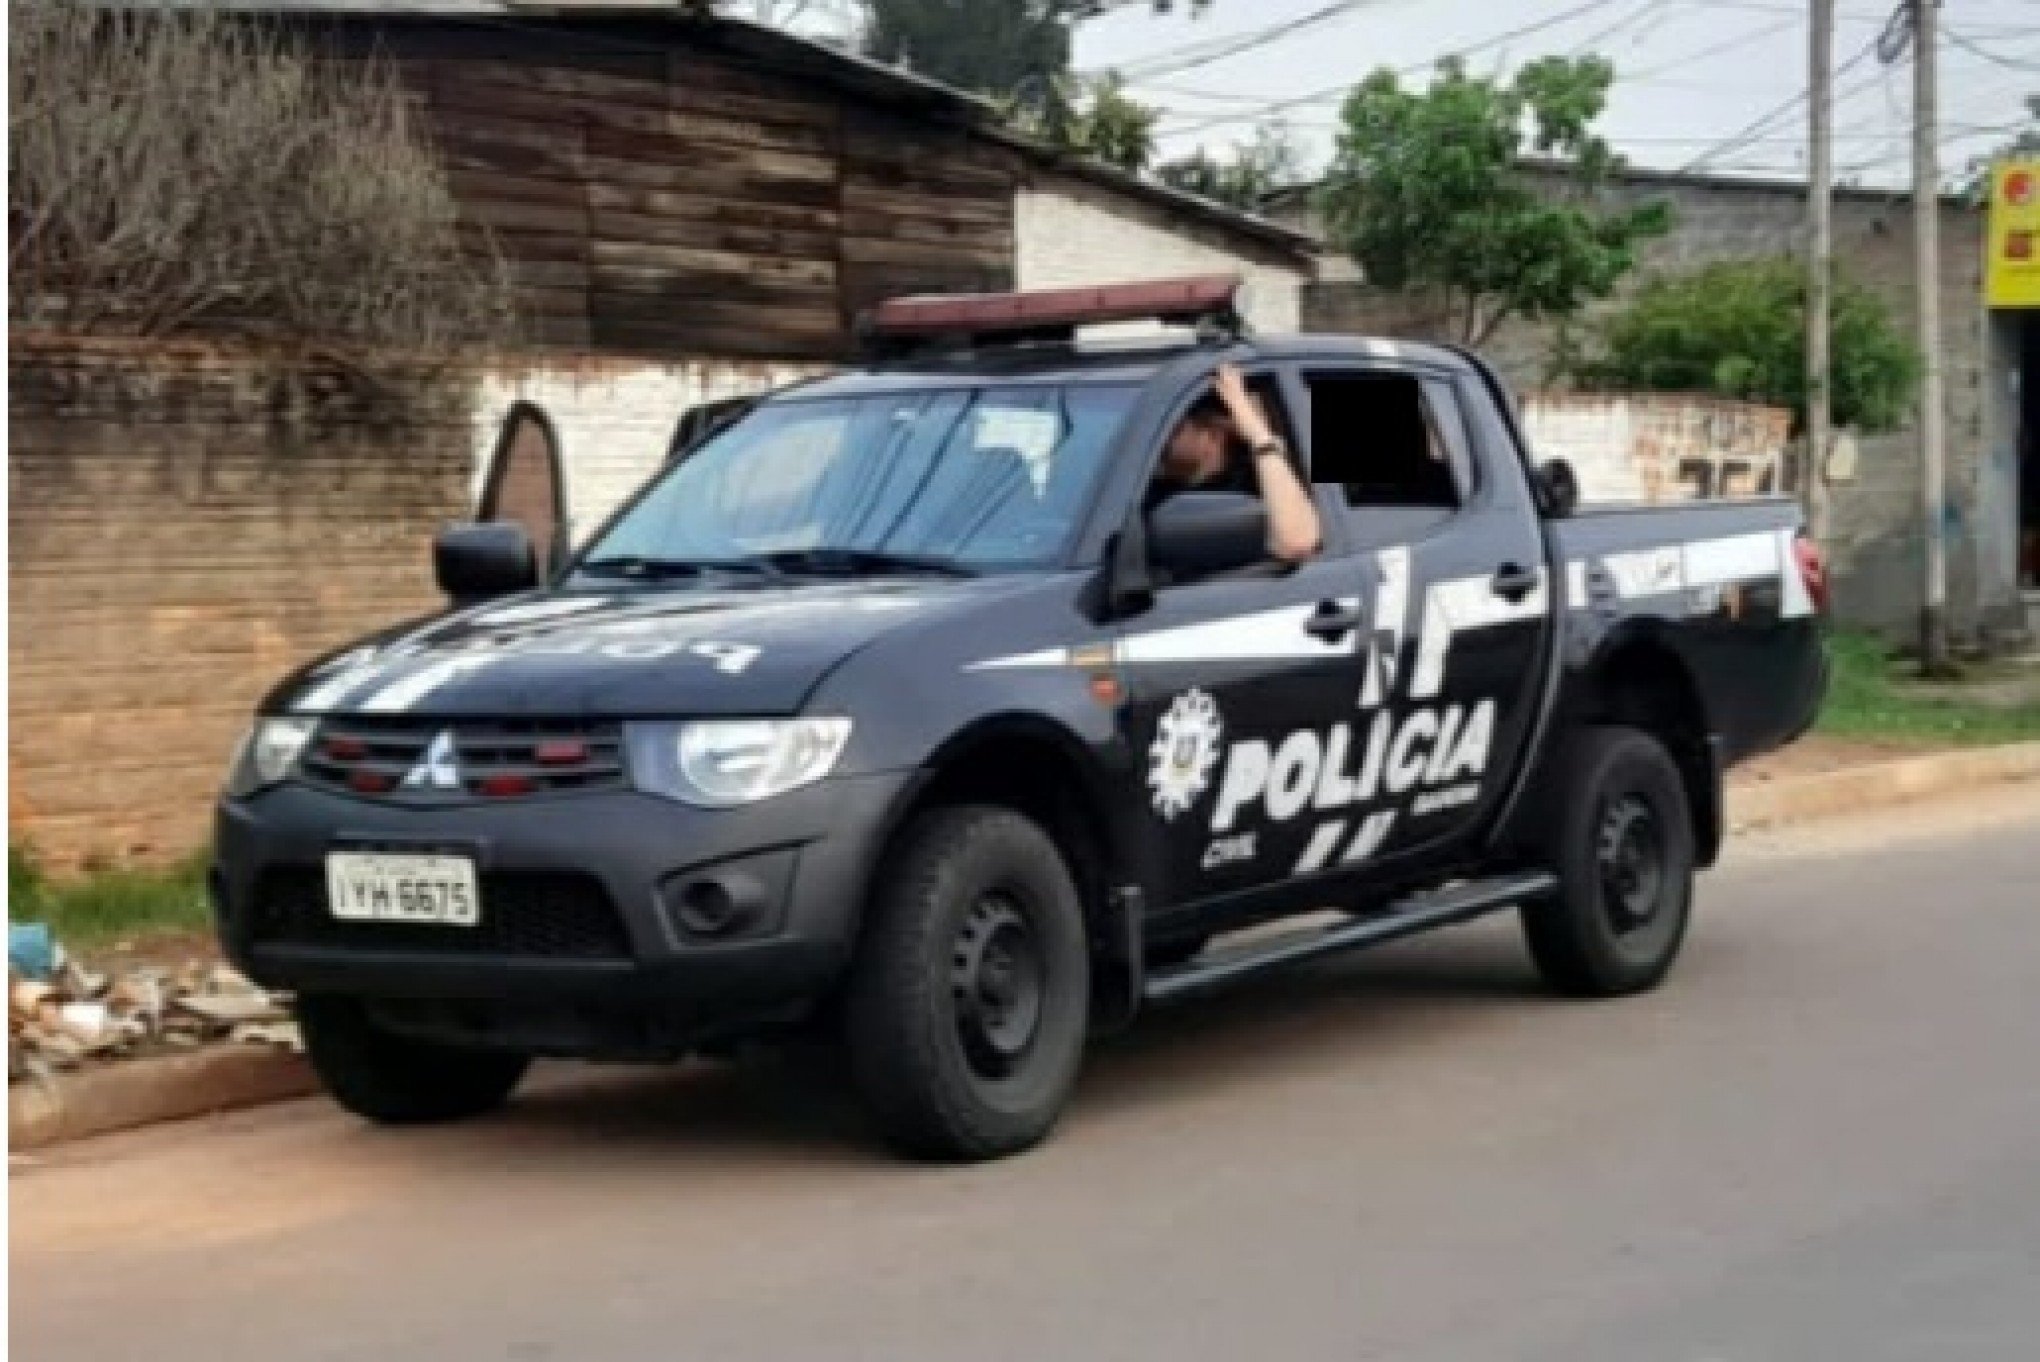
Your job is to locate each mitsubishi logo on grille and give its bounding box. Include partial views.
[402,730,463,791]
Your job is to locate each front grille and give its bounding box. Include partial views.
[250,868,632,960]
[300,717,626,802]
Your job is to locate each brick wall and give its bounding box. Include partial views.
[8,338,474,871]
[1295,175,2016,638]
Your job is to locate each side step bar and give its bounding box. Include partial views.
[1142,869,1558,1004]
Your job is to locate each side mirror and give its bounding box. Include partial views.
[1534,458,1580,519]
[1148,491,1267,579]
[434,522,538,602]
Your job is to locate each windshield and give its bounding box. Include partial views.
[576,382,1139,578]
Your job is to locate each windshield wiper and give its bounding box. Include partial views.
[749,548,978,579]
[576,555,783,582]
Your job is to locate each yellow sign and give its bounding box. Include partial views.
[1987,160,2040,309]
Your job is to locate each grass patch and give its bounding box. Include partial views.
[9,844,212,951]
[1817,630,2040,746]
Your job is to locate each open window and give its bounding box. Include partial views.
[1143,371,1304,586]
[1307,371,1469,543]
[477,400,566,575]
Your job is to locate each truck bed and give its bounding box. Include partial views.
[1549,495,1824,768]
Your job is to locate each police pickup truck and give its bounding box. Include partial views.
[213,276,1827,1161]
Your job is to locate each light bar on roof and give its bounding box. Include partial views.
[864,274,1243,341]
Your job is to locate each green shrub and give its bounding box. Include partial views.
[1570,257,1920,432]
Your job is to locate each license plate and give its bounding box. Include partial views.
[325,852,480,927]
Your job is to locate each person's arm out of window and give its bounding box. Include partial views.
[1213,363,1321,562]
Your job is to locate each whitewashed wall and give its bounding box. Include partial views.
[1519,394,1792,504]
[1015,178,1309,334]
[471,358,817,545]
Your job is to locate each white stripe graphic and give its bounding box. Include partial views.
[1603,546,1684,599]
[1410,570,1548,699]
[1342,810,1397,865]
[472,596,614,627]
[1360,546,1411,708]
[1597,531,1790,602]
[966,645,1077,672]
[1116,599,1364,665]
[357,655,500,713]
[1293,820,1348,875]
[1777,527,1815,618]
[292,664,384,714]
[1683,530,1780,588]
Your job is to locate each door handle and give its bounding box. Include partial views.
[1490,563,1539,603]
[1305,600,1365,641]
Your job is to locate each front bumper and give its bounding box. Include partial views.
[212,771,913,1039]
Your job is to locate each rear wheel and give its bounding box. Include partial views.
[846,806,1090,1162]
[297,995,528,1125]
[1520,726,1695,997]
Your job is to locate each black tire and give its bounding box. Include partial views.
[1520,726,1695,998]
[296,995,528,1125]
[846,806,1090,1162]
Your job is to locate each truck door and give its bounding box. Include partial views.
[1296,364,1552,870]
[1118,370,1382,911]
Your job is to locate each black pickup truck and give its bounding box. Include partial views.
[213,277,1827,1161]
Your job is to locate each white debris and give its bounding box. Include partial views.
[9,940,292,1078]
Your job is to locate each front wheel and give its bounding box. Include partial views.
[1520,726,1695,997]
[846,806,1090,1162]
[297,995,529,1125]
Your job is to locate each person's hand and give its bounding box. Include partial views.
[1212,362,1275,446]
[1213,361,1252,413]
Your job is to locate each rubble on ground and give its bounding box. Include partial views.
[8,952,299,1085]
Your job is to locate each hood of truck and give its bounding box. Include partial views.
[267,578,997,719]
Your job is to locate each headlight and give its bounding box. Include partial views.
[224,717,318,798]
[629,718,852,807]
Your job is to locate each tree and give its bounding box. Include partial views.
[9,0,509,354]
[862,0,1206,102]
[1571,257,1921,433]
[1156,123,1304,209]
[708,0,1197,173]
[1009,73,1159,172]
[1316,55,1670,346]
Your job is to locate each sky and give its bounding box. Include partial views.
[1067,0,2040,189]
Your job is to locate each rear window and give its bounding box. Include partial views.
[1308,371,1472,543]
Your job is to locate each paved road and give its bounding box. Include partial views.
[15,788,2040,1362]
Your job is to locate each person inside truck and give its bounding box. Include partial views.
[1147,362,1321,564]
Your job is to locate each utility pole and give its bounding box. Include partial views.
[1913,0,1949,670]
[1806,0,1834,544]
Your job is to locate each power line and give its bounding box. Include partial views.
[1675,31,1883,172]
[1568,0,1674,54]
[1104,0,1406,80]
[1943,26,2040,73]
[1150,0,1639,134]
[1623,15,1798,80]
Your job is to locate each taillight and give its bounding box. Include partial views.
[1793,531,1829,614]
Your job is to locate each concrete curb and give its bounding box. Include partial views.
[9,1045,317,1153]
[10,742,2037,1153]
[1727,740,2040,831]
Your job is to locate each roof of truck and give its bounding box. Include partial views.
[780,334,1472,401]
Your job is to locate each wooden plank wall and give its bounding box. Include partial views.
[374,24,1020,362]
